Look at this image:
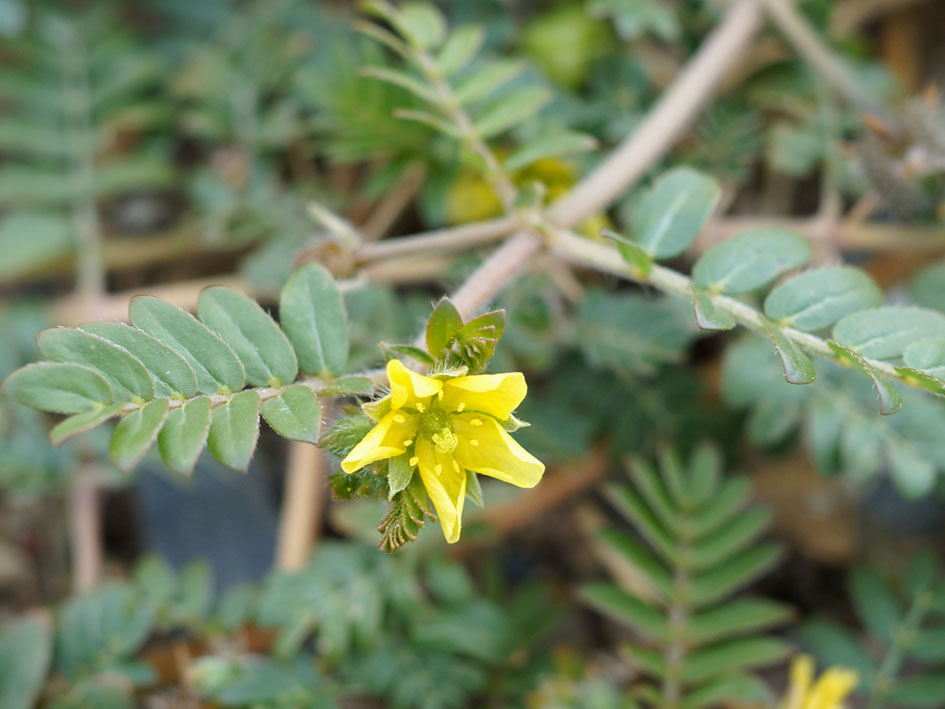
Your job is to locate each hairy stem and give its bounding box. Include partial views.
[549,228,918,390]
[355,215,519,264]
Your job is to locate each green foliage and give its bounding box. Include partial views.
[3,264,350,475]
[0,615,52,709]
[803,556,945,708]
[612,166,945,412]
[722,337,945,496]
[582,447,789,707]
[0,6,172,282]
[358,0,596,181]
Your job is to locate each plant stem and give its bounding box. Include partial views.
[869,586,933,708]
[62,24,105,594]
[355,214,519,264]
[275,441,325,571]
[549,228,915,388]
[547,0,764,228]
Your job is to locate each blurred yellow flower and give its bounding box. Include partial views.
[341,359,545,543]
[782,655,859,709]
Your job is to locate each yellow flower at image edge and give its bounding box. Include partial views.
[782,655,859,709]
[341,359,545,543]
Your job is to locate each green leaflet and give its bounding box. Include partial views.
[260,385,321,444]
[197,286,298,387]
[80,322,198,398]
[692,227,812,295]
[692,288,735,331]
[157,397,212,475]
[109,399,170,472]
[207,390,260,472]
[38,328,154,402]
[129,296,245,395]
[629,167,720,258]
[832,306,945,360]
[425,298,463,358]
[762,318,816,385]
[763,266,882,332]
[279,263,349,378]
[0,615,52,709]
[3,362,113,414]
[50,403,124,447]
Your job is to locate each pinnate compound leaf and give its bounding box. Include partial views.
[764,266,882,331]
[80,322,197,398]
[51,403,124,447]
[392,2,446,50]
[157,397,212,475]
[261,385,321,444]
[129,296,245,394]
[3,362,112,414]
[799,620,874,682]
[763,319,816,384]
[109,399,169,471]
[832,306,945,360]
[692,288,735,331]
[207,391,260,472]
[279,263,349,378]
[0,615,52,709]
[630,167,720,258]
[198,286,298,387]
[692,228,812,295]
[38,328,153,401]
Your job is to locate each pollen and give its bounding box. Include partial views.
[409,456,419,466]
[393,414,406,423]
[416,402,425,413]
[431,426,459,454]
[457,402,466,411]
[437,390,444,400]
[471,418,482,426]
[402,439,413,446]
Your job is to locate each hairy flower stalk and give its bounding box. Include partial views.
[341,359,544,542]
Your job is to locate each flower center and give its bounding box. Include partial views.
[419,406,458,454]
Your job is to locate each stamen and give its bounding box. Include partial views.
[402,439,413,446]
[471,418,482,426]
[437,390,444,400]
[431,427,459,454]
[470,439,479,446]
[409,456,419,466]
[457,402,466,411]
[416,402,425,413]
[393,414,406,423]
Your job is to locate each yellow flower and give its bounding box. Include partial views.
[782,655,859,709]
[341,359,545,543]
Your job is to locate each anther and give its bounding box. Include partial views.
[457,402,466,411]
[416,402,425,413]
[471,418,482,426]
[434,464,442,475]
[402,439,413,446]
[409,456,419,466]
[393,414,405,423]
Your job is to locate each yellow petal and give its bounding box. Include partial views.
[441,371,527,420]
[387,358,442,409]
[452,413,544,488]
[806,668,858,709]
[416,438,466,543]
[782,655,813,709]
[340,411,419,473]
